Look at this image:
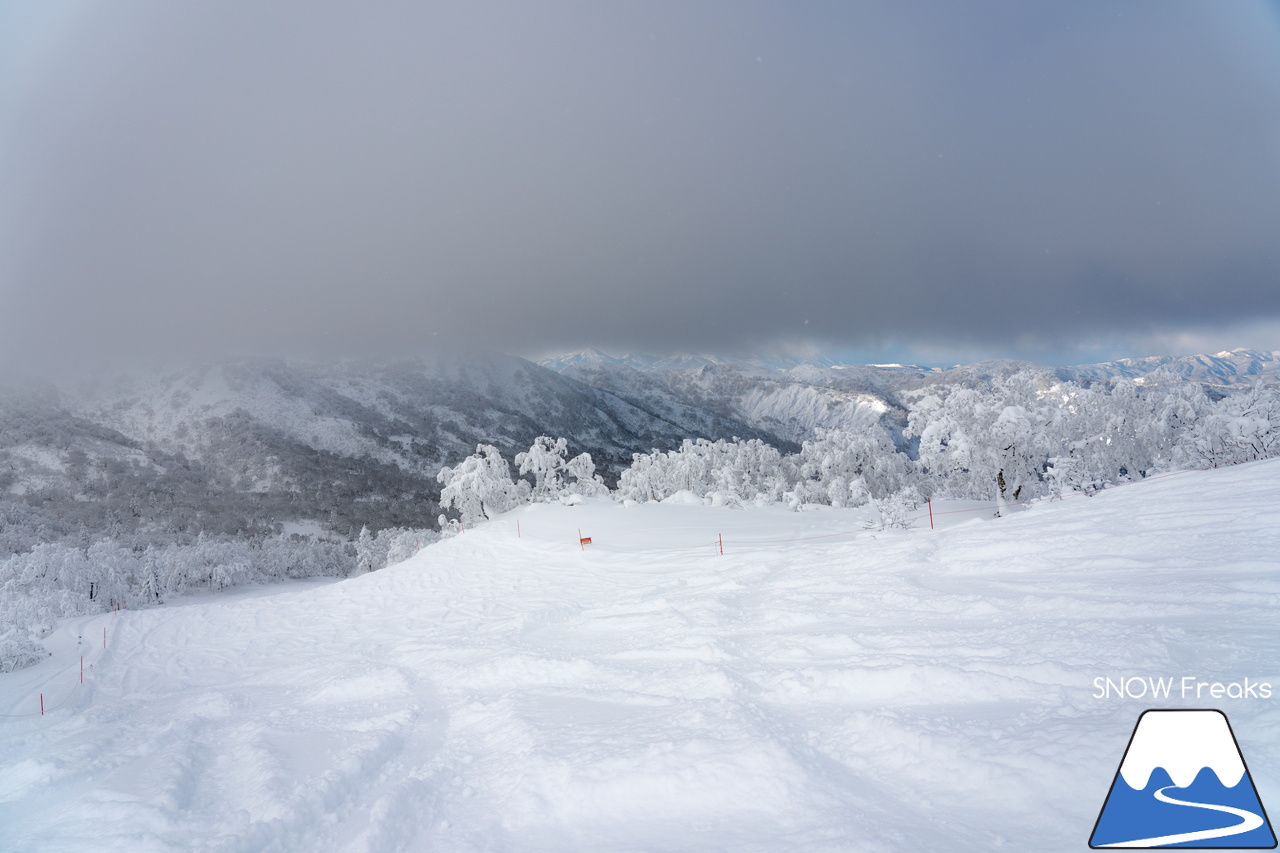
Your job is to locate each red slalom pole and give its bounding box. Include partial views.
[927,497,935,530]
[80,656,84,684]
[579,529,584,551]
[517,520,521,538]
[39,694,44,716]
[719,533,724,555]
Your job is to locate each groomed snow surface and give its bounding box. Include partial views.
[3,460,1280,852]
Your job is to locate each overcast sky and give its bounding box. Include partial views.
[3,1,1280,369]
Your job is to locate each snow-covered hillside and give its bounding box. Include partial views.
[63,355,775,476]
[545,358,904,446]
[3,458,1277,851]
[0,355,782,551]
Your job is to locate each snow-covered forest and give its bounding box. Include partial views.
[440,368,1278,522]
[4,362,1278,673]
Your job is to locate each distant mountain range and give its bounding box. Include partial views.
[537,347,935,373]
[0,347,1274,550]
[1061,348,1280,389]
[540,346,1280,389]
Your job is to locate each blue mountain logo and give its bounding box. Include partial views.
[1090,709,1276,848]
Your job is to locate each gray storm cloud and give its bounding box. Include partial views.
[2,0,1280,369]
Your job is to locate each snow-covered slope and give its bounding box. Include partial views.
[3,458,1278,851]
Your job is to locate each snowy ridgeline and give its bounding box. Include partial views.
[3,368,1280,673]
[2,458,1279,851]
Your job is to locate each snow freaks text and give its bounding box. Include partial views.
[1093,677,1274,701]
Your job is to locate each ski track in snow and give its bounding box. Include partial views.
[3,461,1280,851]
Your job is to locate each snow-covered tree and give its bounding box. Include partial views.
[380,528,436,566]
[790,427,912,508]
[870,486,925,530]
[615,438,786,504]
[85,540,139,606]
[615,450,667,502]
[355,526,375,574]
[516,436,569,501]
[564,452,608,497]
[990,403,1048,510]
[901,368,1213,504]
[1177,383,1280,468]
[907,385,1001,500]
[354,526,438,572]
[438,444,530,525]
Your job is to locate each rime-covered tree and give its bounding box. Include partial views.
[516,436,569,501]
[615,438,786,504]
[438,444,529,525]
[355,526,375,574]
[790,427,911,508]
[1177,383,1280,468]
[564,452,608,497]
